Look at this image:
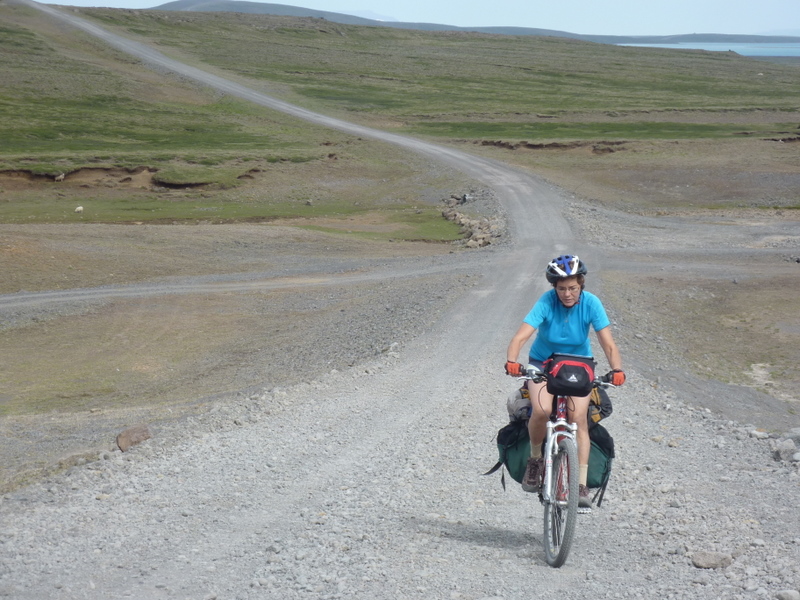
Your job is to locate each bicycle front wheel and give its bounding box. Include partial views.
[542,436,579,567]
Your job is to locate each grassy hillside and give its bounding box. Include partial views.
[77,9,799,120]
[0,10,328,168]
[3,4,798,217]
[152,0,800,45]
[0,5,466,237]
[1,3,798,221]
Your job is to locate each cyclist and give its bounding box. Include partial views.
[505,254,626,509]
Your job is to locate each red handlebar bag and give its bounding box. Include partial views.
[543,353,596,397]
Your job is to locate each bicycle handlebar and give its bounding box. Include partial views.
[519,364,617,388]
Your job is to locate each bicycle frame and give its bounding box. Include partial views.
[540,395,577,505]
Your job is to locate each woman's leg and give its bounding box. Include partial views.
[568,394,591,485]
[569,394,593,508]
[521,380,552,491]
[526,380,551,455]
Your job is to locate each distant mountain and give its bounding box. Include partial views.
[153,0,374,23]
[343,10,398,22]
[152,0,800,44]
[761,29,800,37]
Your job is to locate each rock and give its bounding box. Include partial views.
[773,438,797,461]
[116,424,152,452]
[692,551,733,569]
[693,573,711,585]
[776,591,800,600]
[440,200,501,247]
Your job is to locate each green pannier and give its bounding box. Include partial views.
[484,419,530,489]
[587,422,615,506]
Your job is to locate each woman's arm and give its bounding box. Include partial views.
[595,326,622,371]
[507,322,536,362]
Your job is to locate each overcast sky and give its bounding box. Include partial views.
[51,0,800,36]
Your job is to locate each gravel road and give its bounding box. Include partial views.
[2,328,800,599]
[2,2,799,599]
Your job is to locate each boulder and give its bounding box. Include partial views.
[692,551,733,569]
[773,438,797,462]
[116,424,152,452]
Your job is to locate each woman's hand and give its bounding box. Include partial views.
[505,361,524,376]
[606,369,626,386]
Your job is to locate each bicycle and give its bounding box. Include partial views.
[519,364,614,567]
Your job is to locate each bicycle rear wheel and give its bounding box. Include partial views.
[543,436,579,567]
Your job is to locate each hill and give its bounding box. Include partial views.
[153,0,800,44]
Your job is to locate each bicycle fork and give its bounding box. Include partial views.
[541,419,577,505]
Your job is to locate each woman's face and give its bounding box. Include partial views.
[555,276,582,307]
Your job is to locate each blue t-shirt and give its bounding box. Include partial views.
[524,289,611,362]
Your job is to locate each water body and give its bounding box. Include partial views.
[619,42,800,57]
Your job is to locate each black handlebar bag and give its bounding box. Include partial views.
[543,353,596,397]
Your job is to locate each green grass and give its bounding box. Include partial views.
[2,195,243,224]
[0,15,340,168]
[402,121,799,140]
[297,207,463,242]
[8,5,800,140]
[78,9,800,119]
[5,6,800,151]
[0,8,470,239]
[0,192,461,228]
[0,86,320,163]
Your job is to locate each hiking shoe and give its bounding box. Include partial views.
[521,457,543,493]
[578,484,592,511]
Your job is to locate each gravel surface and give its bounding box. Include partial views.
[2,351,799,599]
